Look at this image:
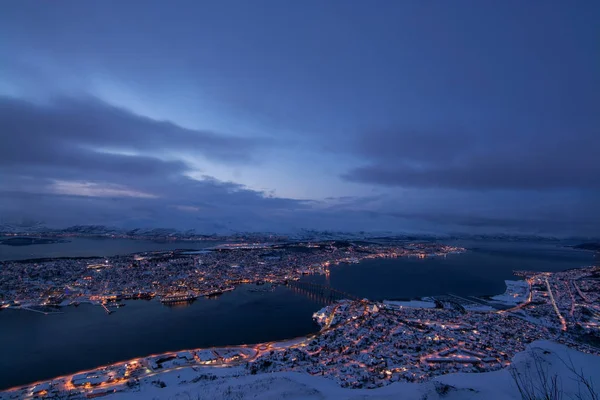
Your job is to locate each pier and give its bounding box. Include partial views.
[21,307,64,315]
[100,303,113,314]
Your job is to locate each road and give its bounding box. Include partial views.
[545,278,567,332]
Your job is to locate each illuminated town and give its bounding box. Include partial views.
[0,240,598,399]
[0,241,463,311]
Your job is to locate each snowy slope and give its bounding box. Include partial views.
[109,341,600,400]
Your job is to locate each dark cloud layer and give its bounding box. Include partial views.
[0,95,270,202]
[0,96,261,168]
[343,128,600,190]
[0,95,313,232]
[385,210,600,236]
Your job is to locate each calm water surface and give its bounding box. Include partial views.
[304,240,597,300]
[0,237,221,261]
[0,239,596,390]
[0,285,321,390]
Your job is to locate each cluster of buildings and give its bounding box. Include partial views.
[245,266,600,389]
[250,300,548,388]
[1,347,256,399]
[0,241,464,309]
[510,266,600,341]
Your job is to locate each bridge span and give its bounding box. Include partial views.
[286,280,361,304]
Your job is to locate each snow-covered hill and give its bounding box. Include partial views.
[107,341,599,400]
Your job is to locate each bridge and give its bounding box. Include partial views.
[286,280,361,304]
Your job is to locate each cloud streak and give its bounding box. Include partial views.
[0,95,263,168]
[0,95,317,232]
[342,128,600,190]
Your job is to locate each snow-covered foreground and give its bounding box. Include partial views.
[110,341,599,400]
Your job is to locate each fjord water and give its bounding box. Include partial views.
[0,239,596,390]
[0,237,221,261]
[0,285,322,390]
[305,240,597,300]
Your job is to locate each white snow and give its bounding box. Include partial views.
[490,280,529,306]
[104,340,600,400]
[383,299,437,309]
[196,350,217,363]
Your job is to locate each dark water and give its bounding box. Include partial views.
[304,240,597,300]
[0,285,321,390]
[0,239,596,390]
[0,237,221,261]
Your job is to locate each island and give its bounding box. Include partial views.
[0,241,464,311]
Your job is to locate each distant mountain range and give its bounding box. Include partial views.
[1,223,598,243]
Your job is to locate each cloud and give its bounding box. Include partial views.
[0,94,284,216]
[342,128,600,190]
[49,180,157,199]
[172,205,202,213]
[385,210,600,236]
[0,94,319,232]
[0,95,263,169]
[0,176,316,232]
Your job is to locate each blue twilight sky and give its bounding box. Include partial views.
[0,1,598,235]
